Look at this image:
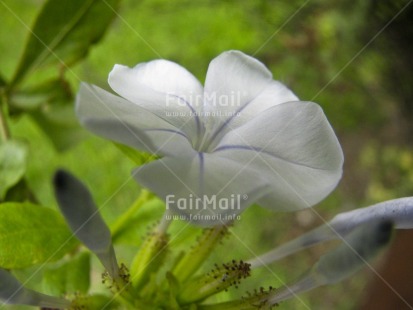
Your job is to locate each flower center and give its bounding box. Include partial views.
[191,115,223,153]
[192,126,217,153]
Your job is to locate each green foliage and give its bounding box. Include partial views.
[0,202,78,269]
[30,105,86,151]
[111,194,164,245]
[2,0,120,151]
[9,79,71,111]
[361,144,413,203]
[11,0,119,87]
[0,140,27,199]
[42,252,91,296]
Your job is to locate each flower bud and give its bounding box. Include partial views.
[53,169,119,278]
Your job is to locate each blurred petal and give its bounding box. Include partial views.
[54,169,119,278]
[0,268,70,308]
[247,224,334,268]
[133,153,270,227]
[249,197,413,268]
[76,83,193,156]
[202,51,273,142]
[315,221,393,284]
[214,101,343,211]
[268,220,393,304]
[108,60,204,141]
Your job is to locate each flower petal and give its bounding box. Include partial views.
[214,101,343,211]
[205,81,299,150]
[133,153,270,227]
[108,60,204,142]
[227,80,298,129]
[76,83,194,156]
[201,51,276,146]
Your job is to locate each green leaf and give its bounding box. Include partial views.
[11,0,119,86]
[42,252,90,296]
[30,101,86,151]
[9,79,72,112]
[3,178,37,203]
[0,202,78,269]
[0,140,27,199]
[9,78,85,151]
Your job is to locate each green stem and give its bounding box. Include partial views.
[130,229,169,290]
[178,260,251,304]
[111,189,153,241]
[172,225,229,284]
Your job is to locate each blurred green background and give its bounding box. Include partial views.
[1,0,413,309]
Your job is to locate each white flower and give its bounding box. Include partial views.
[76,50,343,226]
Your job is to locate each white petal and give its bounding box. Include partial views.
[229,80,298,127]
[108,60,204,142]
[205,81,299,150]
[201,51,274,144]
[133,153,270,227]
[75,83,193,156]
[213,101,343,211]
[110,60,203,100]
